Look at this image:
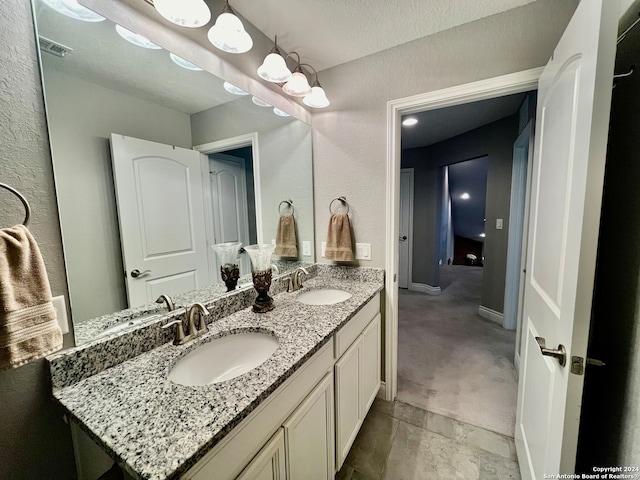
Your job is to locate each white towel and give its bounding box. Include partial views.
[0,225,62,370]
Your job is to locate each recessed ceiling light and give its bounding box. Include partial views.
[223,82,249,95]
[41,0,105,22]
[252,96,271,107]
[461,193,470,200]
[273,107,290,117]
[115,25,162,50]
[402,118,418,127]
[479,233,486,238]
[170,53,202,71]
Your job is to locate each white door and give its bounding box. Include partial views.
[111,134,210,307]
[515,0,617,477]
[398,169,413,289]
[209,154,251,276]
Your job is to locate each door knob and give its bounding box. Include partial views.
[535,337,566,367]
[130,269,151,278]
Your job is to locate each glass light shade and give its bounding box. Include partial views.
[244,244,274,272]
[252,96,272,107]
[207,12,253,54]
[213,242,242,266]
[42,0,105,22]
[273,108,290,117]
[170,53,202,71]
[154,0,211,28]
[282,71,312,97]
[303,86,330,108]
[257,53,292,83]
[223,82,249,95]
[115,25,162,49]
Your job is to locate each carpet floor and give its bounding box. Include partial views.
[397,265,518,437]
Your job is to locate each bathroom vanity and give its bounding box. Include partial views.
[47,266,384,480]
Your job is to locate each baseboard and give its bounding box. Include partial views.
[408,283,441,295]
[478,305,504,326]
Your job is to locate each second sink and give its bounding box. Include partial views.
[168,332,279,386]
[296,289,352,305]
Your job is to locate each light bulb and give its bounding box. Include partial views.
[257,53,292,83]
[207,11,253,54]
[303,86,330,108]
[41,0,105,22]
[154,0,211,28]
[282,71,311,97]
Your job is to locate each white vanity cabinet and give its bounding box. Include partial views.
[236,429,286,480]
[334,294,382,470]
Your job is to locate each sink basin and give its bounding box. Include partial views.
[168,333,279,386]
[296,289,352,305]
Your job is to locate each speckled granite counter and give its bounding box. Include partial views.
[49,266,384,480]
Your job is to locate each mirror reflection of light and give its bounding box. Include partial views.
[41,0,105,22]
[479,233,486,238]
[170,53,203,71]
[252,96,272,107]
[461,192,470,200]
[402,118,418,126]
[115,25,162,49]
[273,107,290,117]
[223,82,249,95]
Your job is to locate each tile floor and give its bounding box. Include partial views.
[336,399,521,480]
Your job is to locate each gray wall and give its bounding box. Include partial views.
[402,115,519,313]
[43,68,192,323]
[0,1,76,478]
[576,2,640,469]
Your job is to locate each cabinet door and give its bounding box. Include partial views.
[236,428,286,480]
[361,313,381,415]
[334,338,362,470]
[284,372,335,480]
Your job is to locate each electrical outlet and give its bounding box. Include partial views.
[496,218,503,230]
[52,295,69,334]
[355,243,372,261]
[321,242,326,258]
[302,241,311,256]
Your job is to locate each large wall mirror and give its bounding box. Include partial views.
[32,0,314,344]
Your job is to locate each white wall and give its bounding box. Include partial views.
[191,99,314,260]
[43,67,192,323]
[311,0,579,267]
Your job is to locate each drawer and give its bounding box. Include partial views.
[334,293,380,359]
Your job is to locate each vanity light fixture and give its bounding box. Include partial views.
[257,37,292,83]
[252,96,272,107]
[273,108,290,117]
[169,53,203,71]
[41,0,105,22]
[207,0,253,54]
[402,118,418,126]
[223,82,249,95]
[302,65,330,108]
[153,0,211,28]
[115,24,162,49]
[282,53,312,97]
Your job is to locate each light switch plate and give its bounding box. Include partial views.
[302,241,311,256]
[52,295,69,334]
[496,219,503,230]
[271,239,276,245]
[355,243,372,261]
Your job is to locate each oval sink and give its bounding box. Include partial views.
[296,289,352,305]
[168,333,279,386]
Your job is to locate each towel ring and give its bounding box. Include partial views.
[279,199,294,215]
[329,196,349,214]
[0,182,30,226]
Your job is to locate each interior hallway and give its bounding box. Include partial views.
[397,265,518,437]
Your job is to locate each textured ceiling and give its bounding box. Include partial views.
[232,0,538,71]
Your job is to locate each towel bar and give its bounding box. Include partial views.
[0,182,31,226]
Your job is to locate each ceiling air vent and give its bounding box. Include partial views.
[38,36,73,58]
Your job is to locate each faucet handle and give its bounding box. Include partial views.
[162,320,185,345]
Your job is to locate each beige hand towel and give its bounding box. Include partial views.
[274,214,298,257]
[325,213,354,261]
[0,225,62,370]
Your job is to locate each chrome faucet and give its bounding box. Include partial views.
[161,303,210,345]
[155,294,176,312]
[288,267,309,292]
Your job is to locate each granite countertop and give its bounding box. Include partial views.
[52,272,383,480]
